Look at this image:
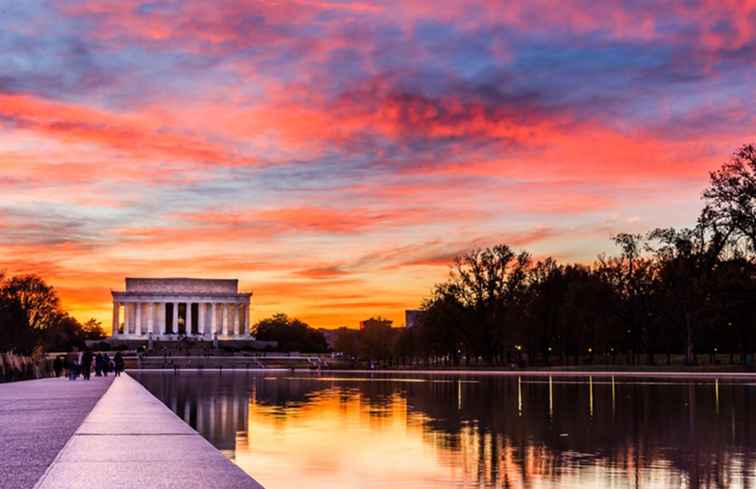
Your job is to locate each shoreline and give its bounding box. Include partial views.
[127,367,756,379]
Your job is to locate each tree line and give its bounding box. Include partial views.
[252,313,329,352]
[0,273,105,354]
[336,144,756,367]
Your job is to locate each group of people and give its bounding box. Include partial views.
[52,351,124,380]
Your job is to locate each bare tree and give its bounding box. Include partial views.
[703,144,756,254]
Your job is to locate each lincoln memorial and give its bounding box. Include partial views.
[111,278,253,341]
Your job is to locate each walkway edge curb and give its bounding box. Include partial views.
[31,377,117,489]
[32,373,264,489]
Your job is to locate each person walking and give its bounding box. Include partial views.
[94,353,102,376]
[81,350,93,380]
[102,353,111,376]
[67,352,79,381]
[114,352,124,377]
[63,355,72,380]
[53,356,63,378]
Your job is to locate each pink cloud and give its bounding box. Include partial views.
[0,93,254,166]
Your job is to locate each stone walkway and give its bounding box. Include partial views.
[34,373,264,489]
[0,375,114,489]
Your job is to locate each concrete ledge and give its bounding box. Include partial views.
[309,368,756,379]
[0,376,114,489]
[34,374,264,489]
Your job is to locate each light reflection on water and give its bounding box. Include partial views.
[133,372,756,489]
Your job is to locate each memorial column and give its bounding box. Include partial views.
[159,302,166,334]
[135,302,142,336]
[112,302,120,336]
[123,303,130,335]
[147,302,154,334]
[198,303,205,336]
[222,303,229,336]
[172,302,179,335]
[210,303,217,337]
[187,302,193,336]
[232,304,240,336]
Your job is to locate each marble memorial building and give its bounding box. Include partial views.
[111,278,253,340]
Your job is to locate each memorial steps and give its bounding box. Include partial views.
[124,353,333,370]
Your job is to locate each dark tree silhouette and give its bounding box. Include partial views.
[449,245,530,364]
[333,327,360,358]
[704,144,756,252]
[82,318,107,340]
[359,318,397,363]
[596,234,656,365]
[0,274,60,332]
[0,273,37,354]
[253,313,328,352]
[0,273,90,353]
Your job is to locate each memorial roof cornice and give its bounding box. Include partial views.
[111,291,253,298]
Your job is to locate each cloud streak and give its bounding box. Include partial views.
[0,0,753,327]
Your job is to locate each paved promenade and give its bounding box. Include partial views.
[0,376,114,489]
[34,373,264,489]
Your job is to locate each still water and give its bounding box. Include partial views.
[133,371,756,489]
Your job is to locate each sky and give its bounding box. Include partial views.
[1,1,754,330]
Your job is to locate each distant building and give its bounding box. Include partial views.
[110,277,253,341]
[405,309,422,328]
[359,317,393,330]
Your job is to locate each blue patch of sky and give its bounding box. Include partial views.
[0,202,122,246]
[0,5,114,102]
[135,1,182,15]
[84,47,240,110]
[3,3,265,108]
[111,162,360,223]
[321,48,369,87]
[411,21,498,80]
[253,152,379,192]
[0,9,234,110]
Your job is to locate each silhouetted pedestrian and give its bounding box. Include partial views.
[94,353,103,376]
[67,352,80,380]
[63,356,72,380]
[81,350,93,380]
[53,356,63,377]
[102,353,111,376]
[114,352,124,377]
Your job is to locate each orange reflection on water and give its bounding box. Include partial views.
[135,373,756,489]
[236,390,456,489]
[230,384,715,489]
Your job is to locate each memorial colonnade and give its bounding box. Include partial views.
[113,299,250,338]
[111,278,253,340]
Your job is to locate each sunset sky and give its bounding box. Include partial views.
[1,1,754,330]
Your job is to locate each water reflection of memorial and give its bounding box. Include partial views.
[134,372,756,489]
[136,372,250,456]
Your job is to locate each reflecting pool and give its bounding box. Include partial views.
[133,371,756,489]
